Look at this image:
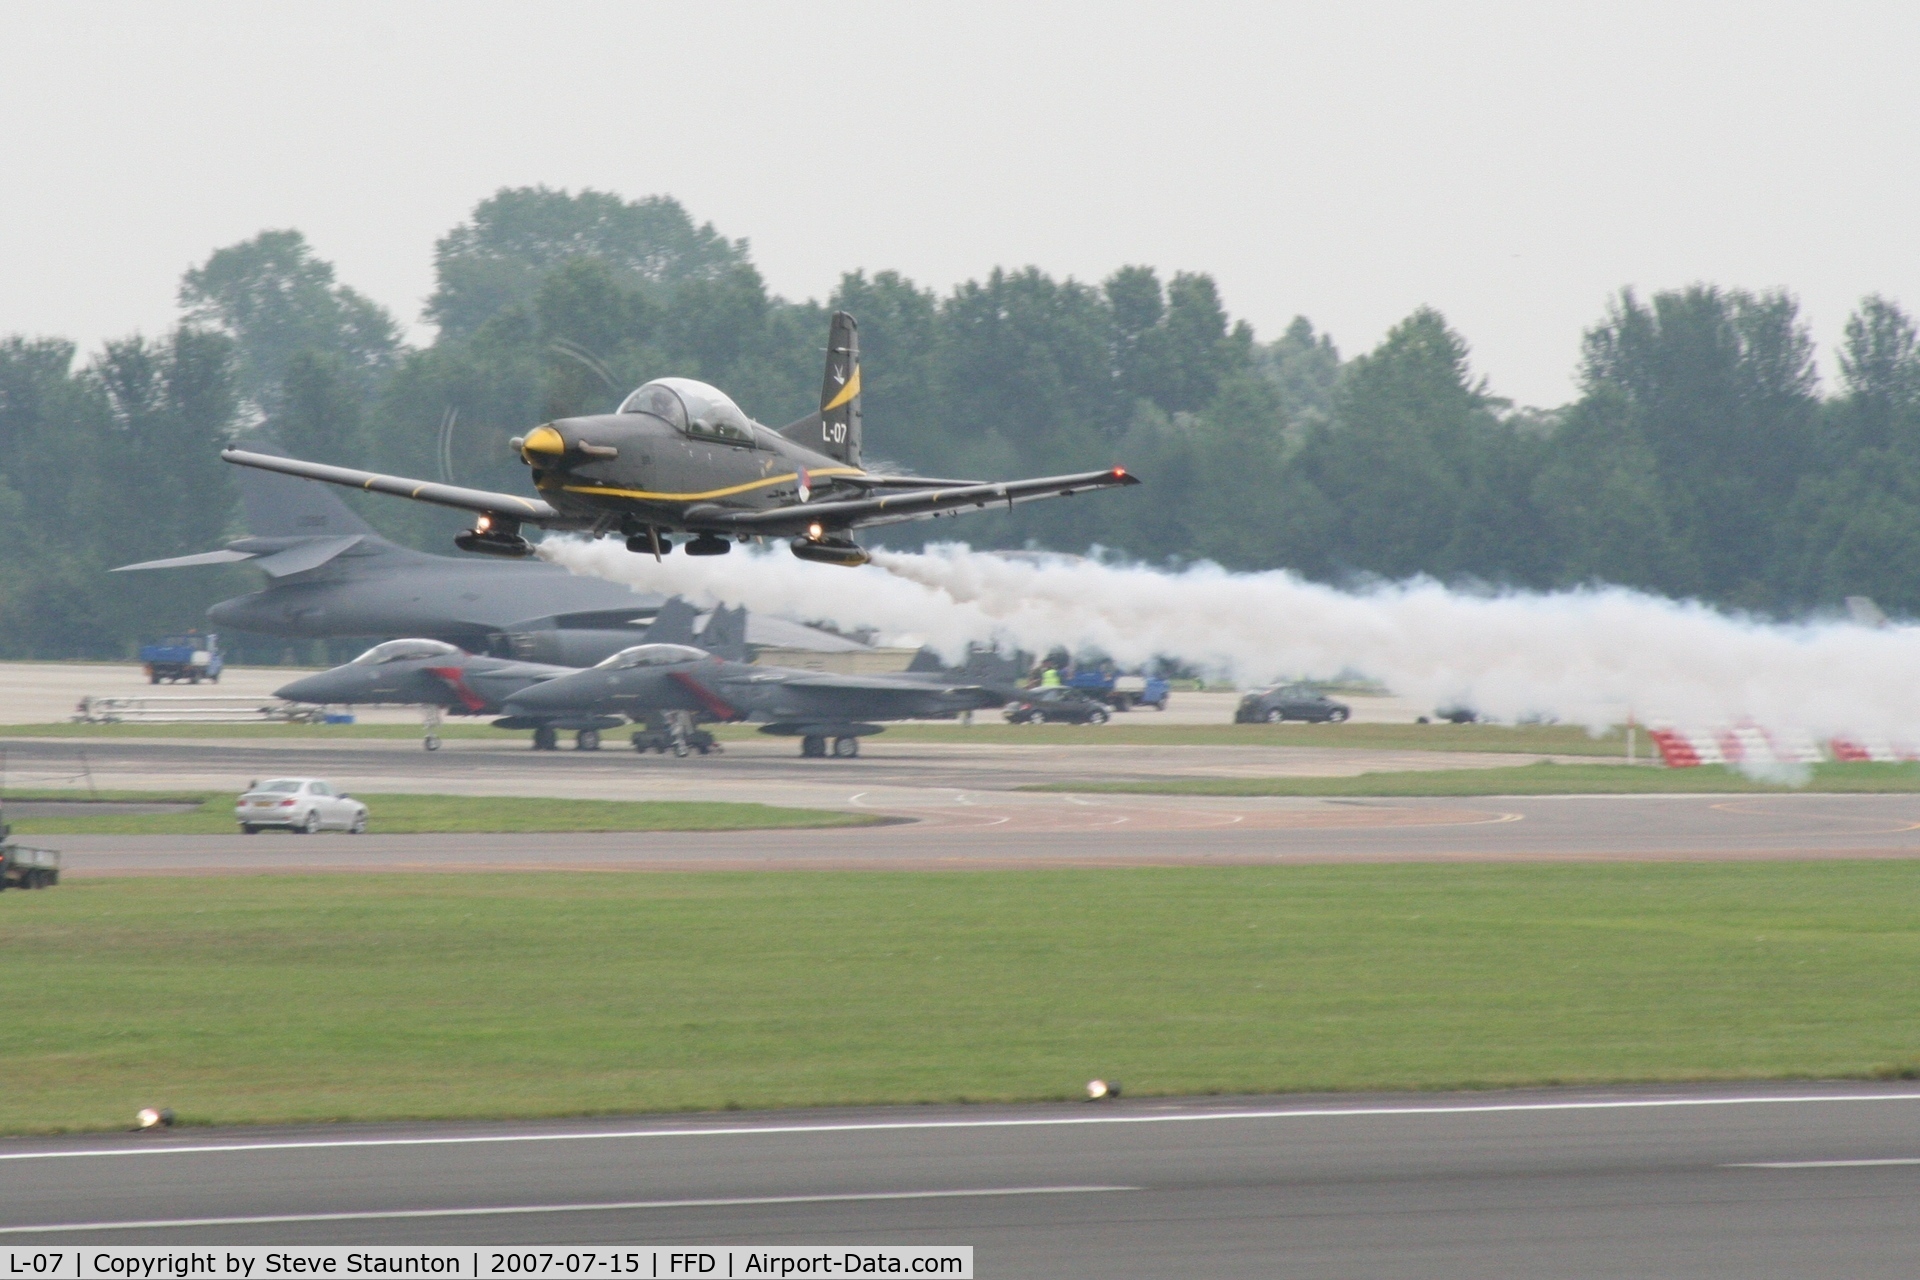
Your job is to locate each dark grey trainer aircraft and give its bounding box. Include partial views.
[501,641,1007,758]
[221,312,1140,568]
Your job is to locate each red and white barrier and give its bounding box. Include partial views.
[1649,724,1859,768]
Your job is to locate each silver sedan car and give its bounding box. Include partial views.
[235,778,369,835]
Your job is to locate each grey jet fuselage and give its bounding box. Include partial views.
[502,643,1006,755]
[273,641,574,716]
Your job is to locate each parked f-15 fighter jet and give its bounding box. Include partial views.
[222,312,1139,568]
[274,600,741,750]
[501,641,1008,758]
[274,638,614,752]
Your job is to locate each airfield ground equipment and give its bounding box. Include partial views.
[72,694,326,724]
[0,802,60,890]
[139,634,224,684]
[1066,669,1170,710]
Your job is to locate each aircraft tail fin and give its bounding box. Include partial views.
[776,311,861,466]
[643,597,702,646]
[698,604,750,662]
[233,439,381,538]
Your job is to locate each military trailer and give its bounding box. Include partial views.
[0,802,60,890]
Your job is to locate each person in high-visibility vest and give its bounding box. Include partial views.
[1040,665,1062,688]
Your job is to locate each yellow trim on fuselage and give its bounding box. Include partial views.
[562,467,865,504]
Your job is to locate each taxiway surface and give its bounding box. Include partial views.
[3,1084,1918,1278]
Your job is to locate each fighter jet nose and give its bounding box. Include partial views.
[275,676,329,702]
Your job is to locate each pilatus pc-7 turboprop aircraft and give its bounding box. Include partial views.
[222,313,1139,567]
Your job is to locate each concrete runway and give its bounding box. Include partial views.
[11,735,1920,872]
[3,1084,1918,1277]
[38,791,1920,874]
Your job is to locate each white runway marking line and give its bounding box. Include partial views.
[0,1185,1138,1235]
[1728,1158,1920,1169]
[5,1093,1919,1164]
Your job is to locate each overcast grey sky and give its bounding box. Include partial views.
[3,1,1914,407]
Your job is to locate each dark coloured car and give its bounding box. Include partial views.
[1004,687,1112,725]
[1234,685,1351,724]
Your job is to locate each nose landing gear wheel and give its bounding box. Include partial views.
[423,735,441,751]
[801,735,827,758]
[831,736,860,758]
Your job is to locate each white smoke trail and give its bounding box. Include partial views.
[540,539,1920,738]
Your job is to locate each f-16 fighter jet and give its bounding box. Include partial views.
[222,312,1138,568]
[501,641,1008,758]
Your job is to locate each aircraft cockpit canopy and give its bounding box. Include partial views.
[350,638,462,665]
[617,378,753,443]
[593,643,709,670]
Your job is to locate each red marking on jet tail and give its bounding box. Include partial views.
[670,669,741,721]
[425,665,489,713]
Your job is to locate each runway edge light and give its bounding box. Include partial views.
[1086,1079,1121,1100]
[135,1107,176,1130]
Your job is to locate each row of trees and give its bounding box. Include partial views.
[4,185,1918,657]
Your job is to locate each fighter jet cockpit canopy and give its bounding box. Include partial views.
[350,638,462,666]
[617,379,753,443]
[592,643,710,670]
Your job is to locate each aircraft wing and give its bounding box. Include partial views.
[221,449,563,524]
[689,467,1140,536]
[112,548,259,572]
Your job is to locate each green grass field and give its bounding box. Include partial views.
[1026,760,1920,796]
[2,864,1916,1133]
[2,719,1633,754]
[6,791,882,835]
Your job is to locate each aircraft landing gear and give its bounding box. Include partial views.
[801,735,826,758]
[576,728,601,751]
[532,725,559,751]
[421,705,442,751]
[832,736,860,758]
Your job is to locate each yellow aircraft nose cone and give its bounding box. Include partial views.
[522,425,565,459]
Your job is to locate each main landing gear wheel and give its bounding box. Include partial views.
[423,735,441,752]
[532,726,559,751]
[801,735,827,758]
[576,729,601,751]
[831,736,860,758]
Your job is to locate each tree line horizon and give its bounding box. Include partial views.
[3,184,1918,660]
